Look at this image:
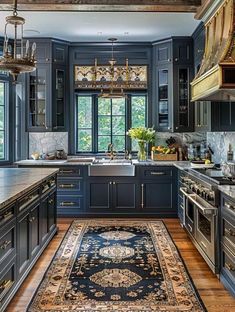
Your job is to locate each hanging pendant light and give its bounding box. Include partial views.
[98,38,127,99]
[0,0,37,81]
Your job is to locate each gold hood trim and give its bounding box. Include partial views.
[191,0,235,101]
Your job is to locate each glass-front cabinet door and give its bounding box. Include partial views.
[53,66,66,130]
[156,64,172,131]
[28,64,51,131]
[174,66,194,132]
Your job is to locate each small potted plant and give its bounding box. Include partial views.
[127,127,155,161]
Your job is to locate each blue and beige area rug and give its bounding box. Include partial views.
[28,220,207,312]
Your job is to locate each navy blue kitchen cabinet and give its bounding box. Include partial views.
[220,193,235,297]
[153,37,194,132]
[57,166,86,216]
[0,173,57,312]
[177,169,186,226]
[138,166,177,217]
[211,102,235,132]
[26,39,68,132]
[87,178,138,214]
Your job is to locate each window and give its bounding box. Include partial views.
[76,94,147,153]
[0,81,8,160]
[77,96,93,152]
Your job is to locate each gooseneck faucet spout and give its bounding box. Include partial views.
[107,143,116,160]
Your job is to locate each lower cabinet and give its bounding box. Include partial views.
[17,164,178,217]
[0,174,57,312]
[17,201,41,275]
[138,166,177,217]
[220,193,235,297]
[140,181,174,213]
[87,178,137,214]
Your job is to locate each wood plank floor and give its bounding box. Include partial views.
[6,218,235,312]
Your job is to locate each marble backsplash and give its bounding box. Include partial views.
[28,131,206,159]
[29,132,68,158]
[155,132,206,146]
[207,132,235,164]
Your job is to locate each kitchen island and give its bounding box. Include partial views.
[0,168,58,312]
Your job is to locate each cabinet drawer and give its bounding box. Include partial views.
[18,188,40,212]
[222,196,235,216]
[58,167,83,177]
[0,223,16,264]
[221,245,235,284]
[41,176,56,194]
[222,217,235,253]
[0,204,15,227]
[140,167,173,179]
[57,178,83,194]
[0,259,16,303]
[57,195,83,209]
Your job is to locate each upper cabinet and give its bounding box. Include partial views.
[26,39,68,132]
[153,37,194,132]
[173,38,193,65]
[211,102,235,132]
[155,41,172,64]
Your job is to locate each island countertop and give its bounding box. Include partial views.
[0,168,59,209]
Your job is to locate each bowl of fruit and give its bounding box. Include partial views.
[151,146,178,161]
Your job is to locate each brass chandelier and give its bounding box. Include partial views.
[98,38,127,99]
[0,0,37,81]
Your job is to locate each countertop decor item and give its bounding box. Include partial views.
[31,152,40,160]
[127,127,155,161]
[0,0,37,81]
[27,220,206,312]
[151,146,178,161]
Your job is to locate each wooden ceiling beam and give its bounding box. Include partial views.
[0,1,202,12]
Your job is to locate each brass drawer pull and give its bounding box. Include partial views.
[225,228,235,237]
[59,184,75,189]
[225,263,235,271]
[49,199,54,204]
[60,201,75,206]
[150,172,166,175]
[0,240,11,250]
[0,280,11,291]
[225,203,235,211]
[60,170,74,174]
[141,184,144,209]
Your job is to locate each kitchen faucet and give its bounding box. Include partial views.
[107,143,116,160]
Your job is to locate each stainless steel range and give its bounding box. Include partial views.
[179,167,235,274]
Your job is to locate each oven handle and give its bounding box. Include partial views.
[180,187,190,198]
[187,194,217,216]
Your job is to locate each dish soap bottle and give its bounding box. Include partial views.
[227,144,234,161]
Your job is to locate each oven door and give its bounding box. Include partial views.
[189,194,217,265]
[185,195,196,236]
[180,187,195,235]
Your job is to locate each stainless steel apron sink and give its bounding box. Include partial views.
[88,162,135,176]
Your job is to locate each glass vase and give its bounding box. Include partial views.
[138,141,147,161]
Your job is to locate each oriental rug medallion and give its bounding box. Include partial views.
[27,220,207,312]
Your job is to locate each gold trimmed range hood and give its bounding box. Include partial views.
[191,0,235,101]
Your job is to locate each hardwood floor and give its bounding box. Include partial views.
[6,218,235,312]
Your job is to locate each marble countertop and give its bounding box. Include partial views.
[218,185,235,201]
[15,159,191,170]
[0,168,59,209]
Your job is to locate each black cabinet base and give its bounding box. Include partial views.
[1,227,57,312]
[220,273,235,297]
